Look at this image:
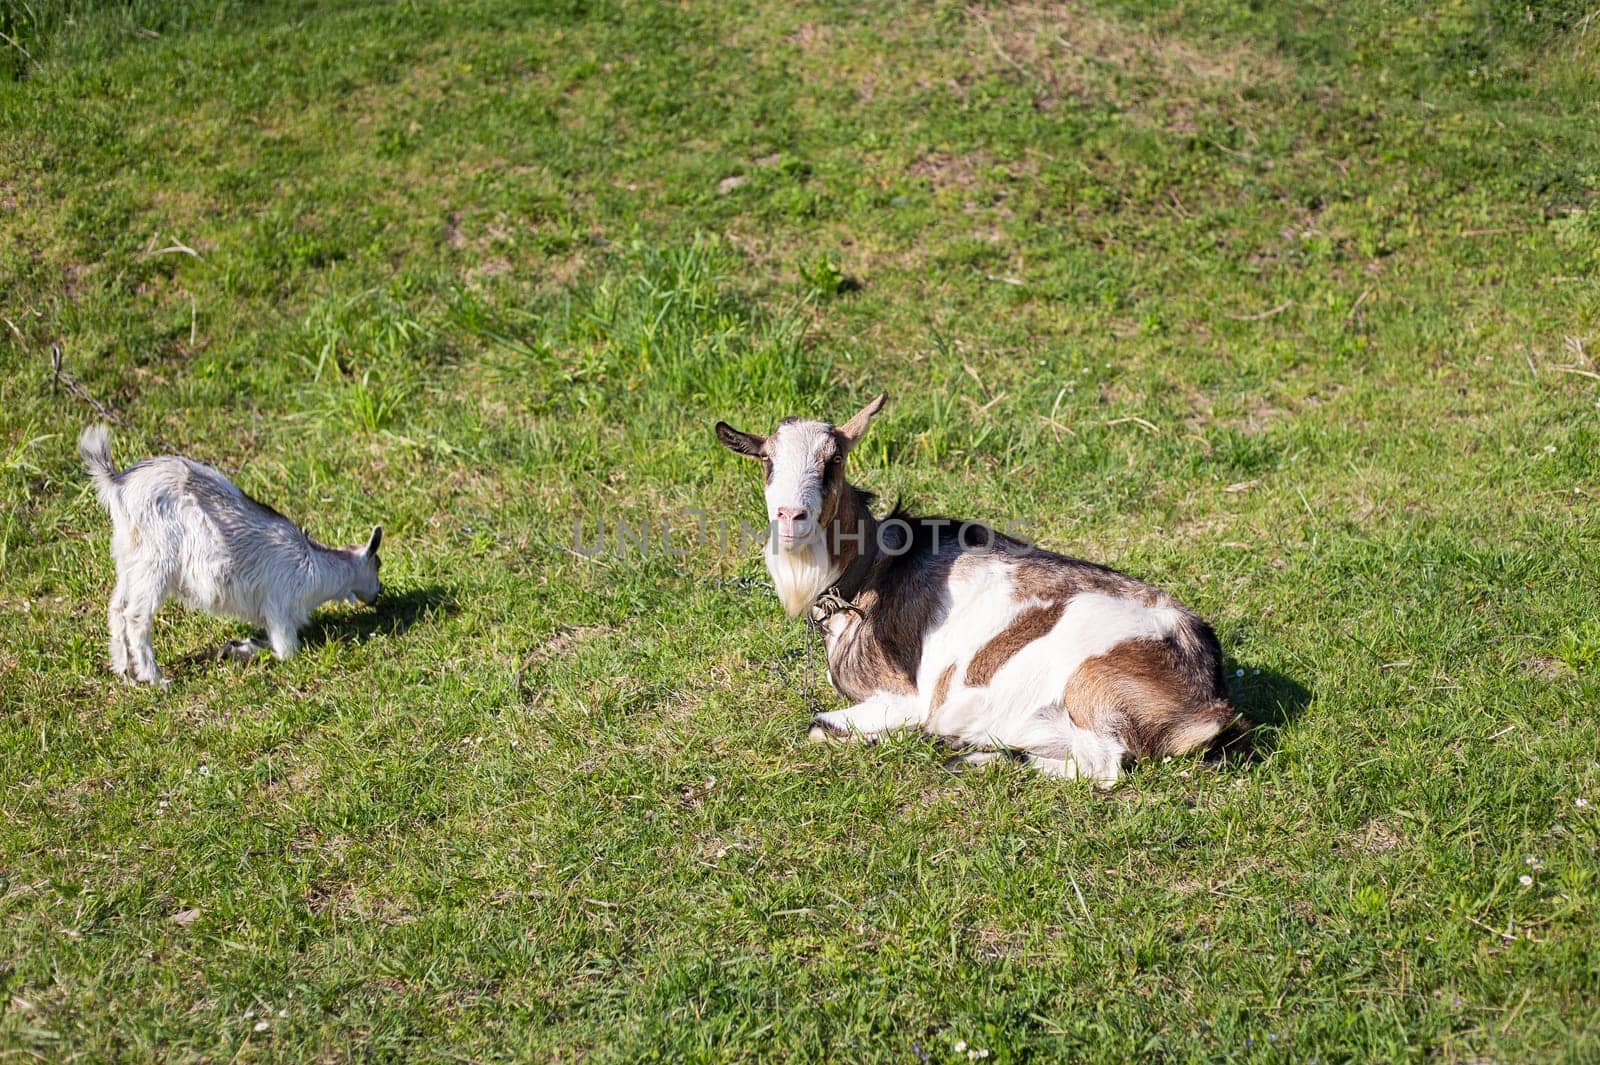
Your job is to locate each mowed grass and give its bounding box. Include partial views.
[3,0,1599,1060]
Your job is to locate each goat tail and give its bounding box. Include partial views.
[77,424,119,508]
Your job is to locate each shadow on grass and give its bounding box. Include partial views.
[1208,663,1313,766]
[301,584,459,647]
[172,585,460,675]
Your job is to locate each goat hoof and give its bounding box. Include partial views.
[218,639,256,662]
[808,718,848,743]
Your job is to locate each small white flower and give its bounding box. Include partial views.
[1576,798,1590,809]
[244,1009,255,1019]
[1519,874,1533,886]
[254,1020,270,1032]
[197,764,210,777]
[1235,668,1245,677]
[955,1041,967,1053]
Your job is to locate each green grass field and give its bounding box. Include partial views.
[3,0,1599,1060]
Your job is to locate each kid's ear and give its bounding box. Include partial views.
[364,525,383,556]
[715,421,766,458]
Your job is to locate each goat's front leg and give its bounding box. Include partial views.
[264,616,301,661]
[809,693,925,743]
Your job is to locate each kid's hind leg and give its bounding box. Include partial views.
[107,572,131,678]
[120,581,167,688]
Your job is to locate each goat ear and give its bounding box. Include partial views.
[363,525,383,556]
[838,392,887,446]
[715,421,766,458]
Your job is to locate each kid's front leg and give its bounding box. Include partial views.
[809,693,924,743]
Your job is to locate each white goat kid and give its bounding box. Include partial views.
[79,425,383,686]
[716,394,1248,783]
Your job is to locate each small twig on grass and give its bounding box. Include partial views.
[977,13,1030,78]
[983,273,1024,286]
[1500,987,1535,1034]
[1225,300,1293,322]
[1295,486,1316,524]
[1049,386,1070,423]
[559,543,616,568]
[1345,288,1372,324]
[145,241,203,260]
[1485,723,1518,741]
[51,343,131,429]
[49,343,181,455]
[1066,871,1091,922]
[1102,415,1160,434]
[140,232,204,260]
[964,391,1008,416]
[1458,911,1517,941]
[1038,415,1077,439]
[1548,365,1600,382]
[0,30,32,61]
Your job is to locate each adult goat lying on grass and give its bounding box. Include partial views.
[79,425,383,686]
[716,394,1250,782]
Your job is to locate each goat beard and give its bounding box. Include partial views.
[765,534,836,616]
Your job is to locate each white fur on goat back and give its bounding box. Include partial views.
[78,425,381,685]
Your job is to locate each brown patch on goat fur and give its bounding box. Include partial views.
[930,663,956,713]
[1012,555,1162,607]
[965,601,1066,687]
[1061,637,1236,758]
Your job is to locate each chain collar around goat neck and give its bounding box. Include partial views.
[804,551,875,633]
